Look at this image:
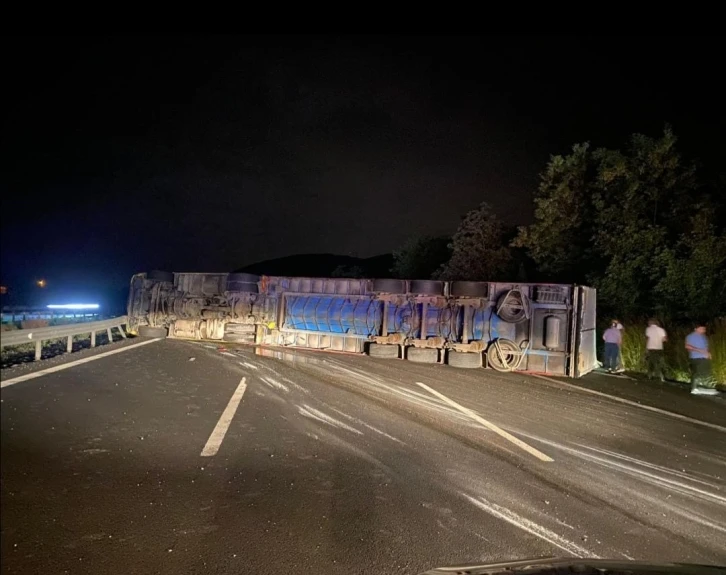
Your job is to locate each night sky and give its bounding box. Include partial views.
[2,35,723,307]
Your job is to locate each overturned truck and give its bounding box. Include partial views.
[127,272,598,377]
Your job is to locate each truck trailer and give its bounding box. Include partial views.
[127,271,598,377]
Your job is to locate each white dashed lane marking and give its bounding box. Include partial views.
[200,378,248,457]
[415,381,554,462]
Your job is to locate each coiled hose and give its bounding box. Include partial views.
[487,338,530,372]
[496,288,531,323]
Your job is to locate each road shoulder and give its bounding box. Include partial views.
[531,370,725,429]
[1,337,156,383]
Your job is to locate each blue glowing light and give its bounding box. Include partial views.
[47,304,100,310]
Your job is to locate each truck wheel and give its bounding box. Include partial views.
[147,270,174,283]
[450,281,489,297]
[406,347,439,363]
[372,279,406,293]
[409,280,444,296]
[447,350,482,368]
[226,273,260,293]
[226,282,259,293]
[138,325,168,338]
[368,343,399,359]
[224,333,254,343]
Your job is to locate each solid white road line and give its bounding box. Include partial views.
[0,338,162,389]
[415,381,554,462]
[529,374,726,433]
[201,378,247,457]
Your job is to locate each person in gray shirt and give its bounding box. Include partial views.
[602,321,622,373]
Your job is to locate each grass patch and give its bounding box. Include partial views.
[620,319,726,385]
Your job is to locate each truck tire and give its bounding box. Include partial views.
[368,343,399,359]
[406,347,439,363]
[227,273,260,283]
[226,273,260,293]
[226,281,258,293]
[409,280,444,296]
[450,281,489,297]
[224,333,254,343]
[138,325,167,338]
[447,350,482,368]
[372,279,406,293]
[147,270,174,283]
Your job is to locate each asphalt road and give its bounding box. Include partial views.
[1,339,725,574]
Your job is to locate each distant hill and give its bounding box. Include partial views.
[235,253,394,278]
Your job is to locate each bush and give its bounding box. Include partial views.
[620,326,647,373]
[620,319,726,385]
[710,319,726,384]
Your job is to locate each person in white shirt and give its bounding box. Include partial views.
[645,318,667,381]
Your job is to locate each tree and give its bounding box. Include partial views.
[589,127,698,315]
[654,208,726,320]
[512,143,593,281]
[515,127,709,318]
[436,202,512,280]
[391,236,450,279]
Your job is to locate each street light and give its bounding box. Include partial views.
[36,279,47,288]
[47,304,99,310]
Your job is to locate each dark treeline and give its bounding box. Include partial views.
[392,127,726,322]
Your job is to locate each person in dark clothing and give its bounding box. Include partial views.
[602,321,622,373]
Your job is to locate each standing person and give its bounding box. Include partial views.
[602,321,622,373]
[685,323,718,396]
[614,319,625,373]
[645,319,667,381]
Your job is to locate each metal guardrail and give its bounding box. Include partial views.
[0,316,128,360]
[1,305,102,322]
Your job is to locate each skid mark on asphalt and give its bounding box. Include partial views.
[463,494,595,557]
[324,362,482,427]
[280,377,309,394]
[329,406,406,445]
[229,353,311,394]
[520,432,726,508]
[200,377,247,457]
[264,370,309,394]
[312,427,395,474]
[250,360,311,394]
[259,376,289,393]
[577,444,725,488]
[616,477,726,538]
[297,405,363,435]
[416,382,554,463]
